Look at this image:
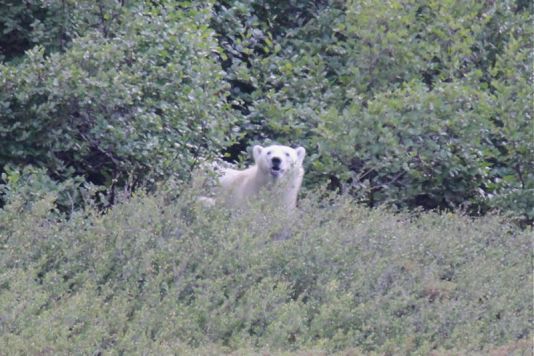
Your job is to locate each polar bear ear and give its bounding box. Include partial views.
[295,147,306,164]
[253,145,263,163]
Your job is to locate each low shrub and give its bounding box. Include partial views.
[0,181,531,354]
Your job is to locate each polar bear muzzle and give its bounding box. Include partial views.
[270,157,283,177]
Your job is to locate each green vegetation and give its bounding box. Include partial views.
[0,0,532,353]
[0,184,531,354]
[1,0,532,221]
[1,2,236,203]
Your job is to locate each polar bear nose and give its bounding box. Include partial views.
[271,157,282,168]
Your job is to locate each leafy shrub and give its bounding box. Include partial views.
[0,0,531,220]
[213,0,533,222]
[0,2,236,201]
[0,165,102,213]
[0,182,531,353]
[485,14,534,224]
[309,80,495,210]
[0,0,135,61]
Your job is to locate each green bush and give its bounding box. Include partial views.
[0,2,236,201]
[214,0,533,222]
[485,16,534,224]
[309,80,495,210]
[0,165,101,214]
[1,0,531,220]
[0,181,531,353]
[0,0,135,61]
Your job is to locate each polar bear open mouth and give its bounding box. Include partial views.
[270,167,284,177]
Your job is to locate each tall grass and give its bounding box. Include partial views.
[0,183,531,354]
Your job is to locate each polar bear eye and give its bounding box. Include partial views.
[267,151,272,155]
[285,152,290,157]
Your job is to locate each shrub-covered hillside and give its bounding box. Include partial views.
[0,184,531,354]
[0,1,532,353]
[1,0,533,221]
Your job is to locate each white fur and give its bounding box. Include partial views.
[214,144,306,210]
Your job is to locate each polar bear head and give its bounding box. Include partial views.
[253,144,306,179]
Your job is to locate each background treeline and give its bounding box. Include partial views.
[0,0,533,222]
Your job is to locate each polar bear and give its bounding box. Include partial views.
[205,144,306,210]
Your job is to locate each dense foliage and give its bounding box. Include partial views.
[1,2,533,352]
[1,1,236,206]
[1,0,533,221]
[215,0,533,222]
[0,183,531,354]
